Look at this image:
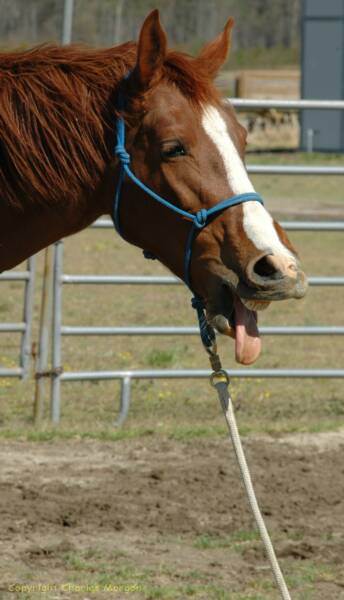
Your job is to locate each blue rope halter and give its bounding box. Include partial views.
[112,82,265,347]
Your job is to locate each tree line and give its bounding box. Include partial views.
[0,0,300,61]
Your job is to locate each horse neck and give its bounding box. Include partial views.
[0,44,138,270]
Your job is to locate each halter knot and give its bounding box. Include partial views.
[191,296,205,311]
[115,145,130,165]
[194,208,208,229]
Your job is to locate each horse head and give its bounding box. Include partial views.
[112,10,308,365]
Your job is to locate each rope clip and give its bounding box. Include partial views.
[210,369,230,388]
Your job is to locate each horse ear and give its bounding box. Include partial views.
[134,10,167,89]
[197,18,234,79]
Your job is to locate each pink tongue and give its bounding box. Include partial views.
[233,296,261,365]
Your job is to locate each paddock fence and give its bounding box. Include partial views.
[45,98,344,424]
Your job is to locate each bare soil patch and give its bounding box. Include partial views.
[1,435,344,599]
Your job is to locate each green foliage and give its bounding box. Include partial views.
[230,45,299,69]
[1,0,300,71]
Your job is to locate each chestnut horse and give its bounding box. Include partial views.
[0,10,307,365]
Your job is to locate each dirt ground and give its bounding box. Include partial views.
[1,433,344,599]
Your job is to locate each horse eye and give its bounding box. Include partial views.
[161,143,186,159]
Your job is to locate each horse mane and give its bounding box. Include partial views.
[0,43,219,209]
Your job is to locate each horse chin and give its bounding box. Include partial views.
[207,288,270,366]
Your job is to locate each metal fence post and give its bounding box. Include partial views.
[51,242,63,423]
[62,0,74,45]
[115,376,132,427]
[20,256,36,379]
[34,248,54,422]
[35,0,74,422]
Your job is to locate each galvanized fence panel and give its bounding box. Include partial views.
[0,2,71,387]
[231,99,344,110]
[50,219,344,425]
[0,257,36,379]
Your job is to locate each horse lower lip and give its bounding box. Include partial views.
[221,267,308,302]
[236,274,307,301]
[241,298,270,311]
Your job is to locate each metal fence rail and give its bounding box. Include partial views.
[60,325,344,336]
[247,165,344,175]
[60,367,344,427]
[61,369,344,381]
[0,257,36,379]
[0,324,26,333]
[248,165,344,175]
[231,99,344,110]
[61,274,344,286]
[0,368,23,378]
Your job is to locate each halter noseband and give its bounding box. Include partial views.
[113,85,264,292]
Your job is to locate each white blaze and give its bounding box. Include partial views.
[201,105,293,259]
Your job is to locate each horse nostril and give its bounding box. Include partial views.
[252,255,283,280]
[247,253,299,288]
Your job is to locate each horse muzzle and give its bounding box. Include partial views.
[223,252,308,302]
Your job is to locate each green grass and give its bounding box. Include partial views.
[142,584,268,599]
[285,561,336,592]
[0,425,156,442]
[247,152,344,213]
[146,348,176,368]
[193,531,260,550]
[4,535,343,600]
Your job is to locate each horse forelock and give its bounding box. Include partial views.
[162,51,220,109]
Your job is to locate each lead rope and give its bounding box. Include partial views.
[193,297,292,600]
